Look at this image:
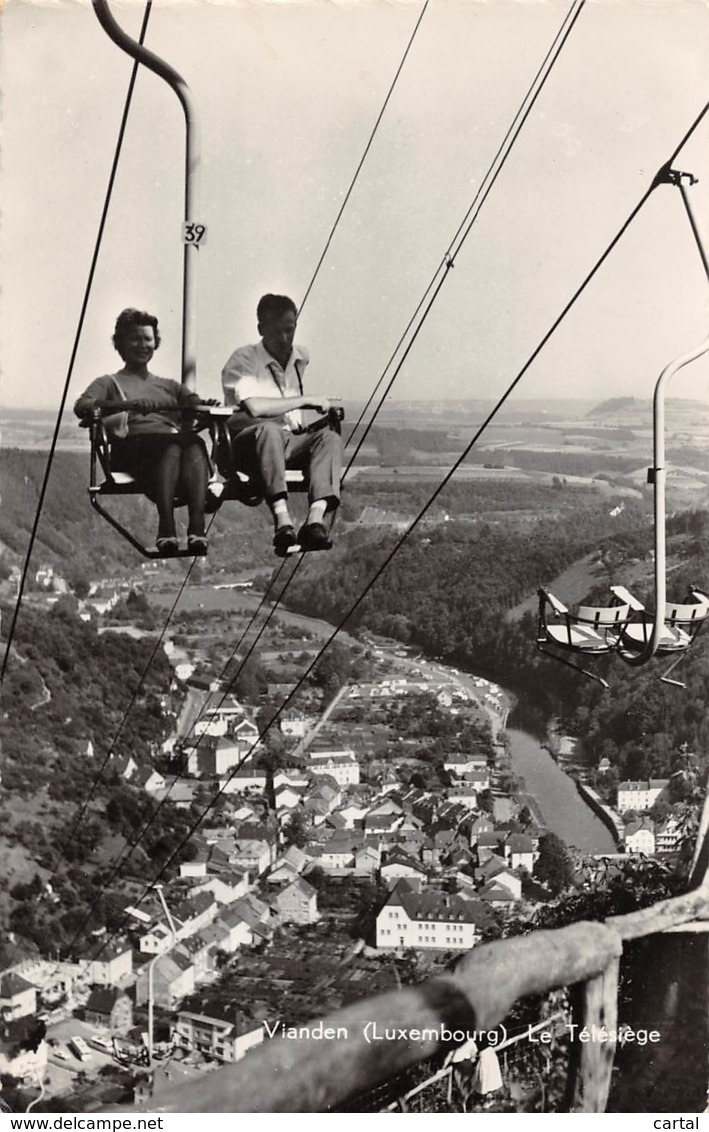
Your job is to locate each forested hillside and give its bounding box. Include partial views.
[0,602,195,960]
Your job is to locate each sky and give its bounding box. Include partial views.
[2,0,709,413]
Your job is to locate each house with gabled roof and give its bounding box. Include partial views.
[380,848,427,889]
[337,802,369,830]
[475,830,507,860]
[624,818,656,855]
[478,881,518,909]
[444,752,488,777]
[89,940,133,987]
[135,948,195,1009]
[181,932,216,983]
[229,893,271,932]
[309,755,360,787]
[231,839,272,876]
[197,920,233,962]
[152,778,197,808]
[139,919,184,956]
[447,783,479,809]
[367,795,404,818]
[355,844,381,875]
[186,736,253,777]
[217,907,254,953]
[112,754,138,782]
[459,768,491,792]
[174,890,219,940]
[469,815,494,845]
[318,831,363,869]
[504,834,535,872]
[267,845,307,886]
[85,986,133,1033]
[0,974,36,1021]
[272,878,319,925]
[376,882,491,951]
[365,812,403,835]
[134,766,166,795]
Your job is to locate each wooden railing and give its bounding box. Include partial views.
[130,878,709,1114]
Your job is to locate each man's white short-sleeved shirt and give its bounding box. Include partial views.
[221,341,310,432]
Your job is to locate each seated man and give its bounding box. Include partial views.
[221,293,342,556]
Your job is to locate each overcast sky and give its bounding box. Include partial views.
[2,0,709,413]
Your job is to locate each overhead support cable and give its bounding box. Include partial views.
[345,0,588,469]
[298,0,430,318]
[0,0,154,688]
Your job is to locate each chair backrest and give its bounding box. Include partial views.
[665,593,709,631]
[576,602,631,627]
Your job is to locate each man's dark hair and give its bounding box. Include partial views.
[257,294,297,324]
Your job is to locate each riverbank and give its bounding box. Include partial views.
[410,657,615,853]
[576,780,625,847]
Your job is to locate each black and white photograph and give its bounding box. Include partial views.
[1,0,709,1117]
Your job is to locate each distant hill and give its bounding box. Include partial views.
[588,397,638,417]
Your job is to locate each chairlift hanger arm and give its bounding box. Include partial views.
[616,171,709,669]
[91,0,200,391]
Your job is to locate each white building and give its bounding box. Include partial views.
[617,779,669,813]
[174,1011,263,1063]
[624,818,656,855]
[376,884,489,951]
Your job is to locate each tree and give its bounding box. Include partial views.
[534,833,575,896]
[283,808,308,849]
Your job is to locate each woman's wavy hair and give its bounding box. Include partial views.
[112,308,161,359]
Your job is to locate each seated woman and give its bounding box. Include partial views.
[74,308,210,556]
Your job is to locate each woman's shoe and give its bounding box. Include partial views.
[187,534,208,557]
[156,536,179,558]
[273,524,298,558]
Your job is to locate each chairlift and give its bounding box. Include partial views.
[536,168,709,689]
[536,585,639,690]
[81,401,220,559]
[82,401,345,558]
[617,588,709,687]
[83,2,345,560]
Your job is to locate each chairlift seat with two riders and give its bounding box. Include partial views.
[81,401,344,558]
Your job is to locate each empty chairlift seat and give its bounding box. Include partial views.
[536,585,641,688]
[619,589,709,655]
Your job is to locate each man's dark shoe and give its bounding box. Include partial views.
[273,524,298,558]
[188,534,208,557]
[156,536,179,558]
[298,521,332,552]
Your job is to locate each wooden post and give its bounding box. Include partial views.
[564,957,620,1113]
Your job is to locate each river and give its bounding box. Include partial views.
[432,661,617,854]
[505,726,617,854]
